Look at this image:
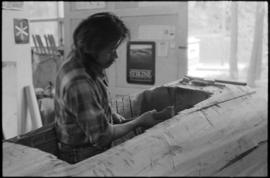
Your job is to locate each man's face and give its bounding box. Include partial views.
[96,42,119,69]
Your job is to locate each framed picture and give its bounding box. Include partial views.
[127,41,155,85]
[14,19,29,44]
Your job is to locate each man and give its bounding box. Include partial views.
[55,12,174,164]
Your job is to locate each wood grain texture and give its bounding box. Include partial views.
[214,141,267,176]
[3,142,69,176]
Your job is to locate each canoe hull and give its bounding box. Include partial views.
[3,78,268,176]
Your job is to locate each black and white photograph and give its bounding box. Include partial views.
[2,1,268,176]
[127,41,155,84]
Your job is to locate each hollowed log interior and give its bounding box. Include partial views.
[5,86,213,162]
[140,86,212,114]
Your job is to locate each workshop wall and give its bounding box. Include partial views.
[2,9,33,138]
[64,2,188,98]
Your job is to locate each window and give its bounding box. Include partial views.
[24,1,64,47]
[188,2,268,90]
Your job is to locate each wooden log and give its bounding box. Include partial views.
[214,141,267,176]
[132,95,267,176]
[42,88,266,176]
[2,142,69,176]
[2,80,267,176]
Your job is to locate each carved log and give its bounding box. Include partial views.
[3,78,267,176]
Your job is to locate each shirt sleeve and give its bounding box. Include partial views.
[64,79,111,147]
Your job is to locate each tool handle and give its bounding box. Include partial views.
[214,79,247,86]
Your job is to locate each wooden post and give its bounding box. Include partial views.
[247,2,265,87]
[229,1,239,79]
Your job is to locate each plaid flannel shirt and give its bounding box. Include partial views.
[54,57,119,148]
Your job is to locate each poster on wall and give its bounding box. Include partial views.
[127,41,155,85]
[14,18,29,44]
[2,61,18,139]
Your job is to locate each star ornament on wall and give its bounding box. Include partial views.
[14,19,29,44]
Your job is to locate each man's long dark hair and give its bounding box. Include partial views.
[68,12,130,69]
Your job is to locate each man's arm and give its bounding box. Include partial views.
[97,106,175,147]
[66,80,175,148]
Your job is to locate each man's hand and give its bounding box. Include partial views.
[112,112,126,124]
[153,105,175,121]
[109,106,175,143]
[138,106,175,129]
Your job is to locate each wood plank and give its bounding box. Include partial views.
[24,85,42,129]
[43,34,51,55]
[32,35,40,53]
[35,35,46,54]
[48,34,58,56]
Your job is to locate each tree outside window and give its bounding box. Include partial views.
[188,1,267,86]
